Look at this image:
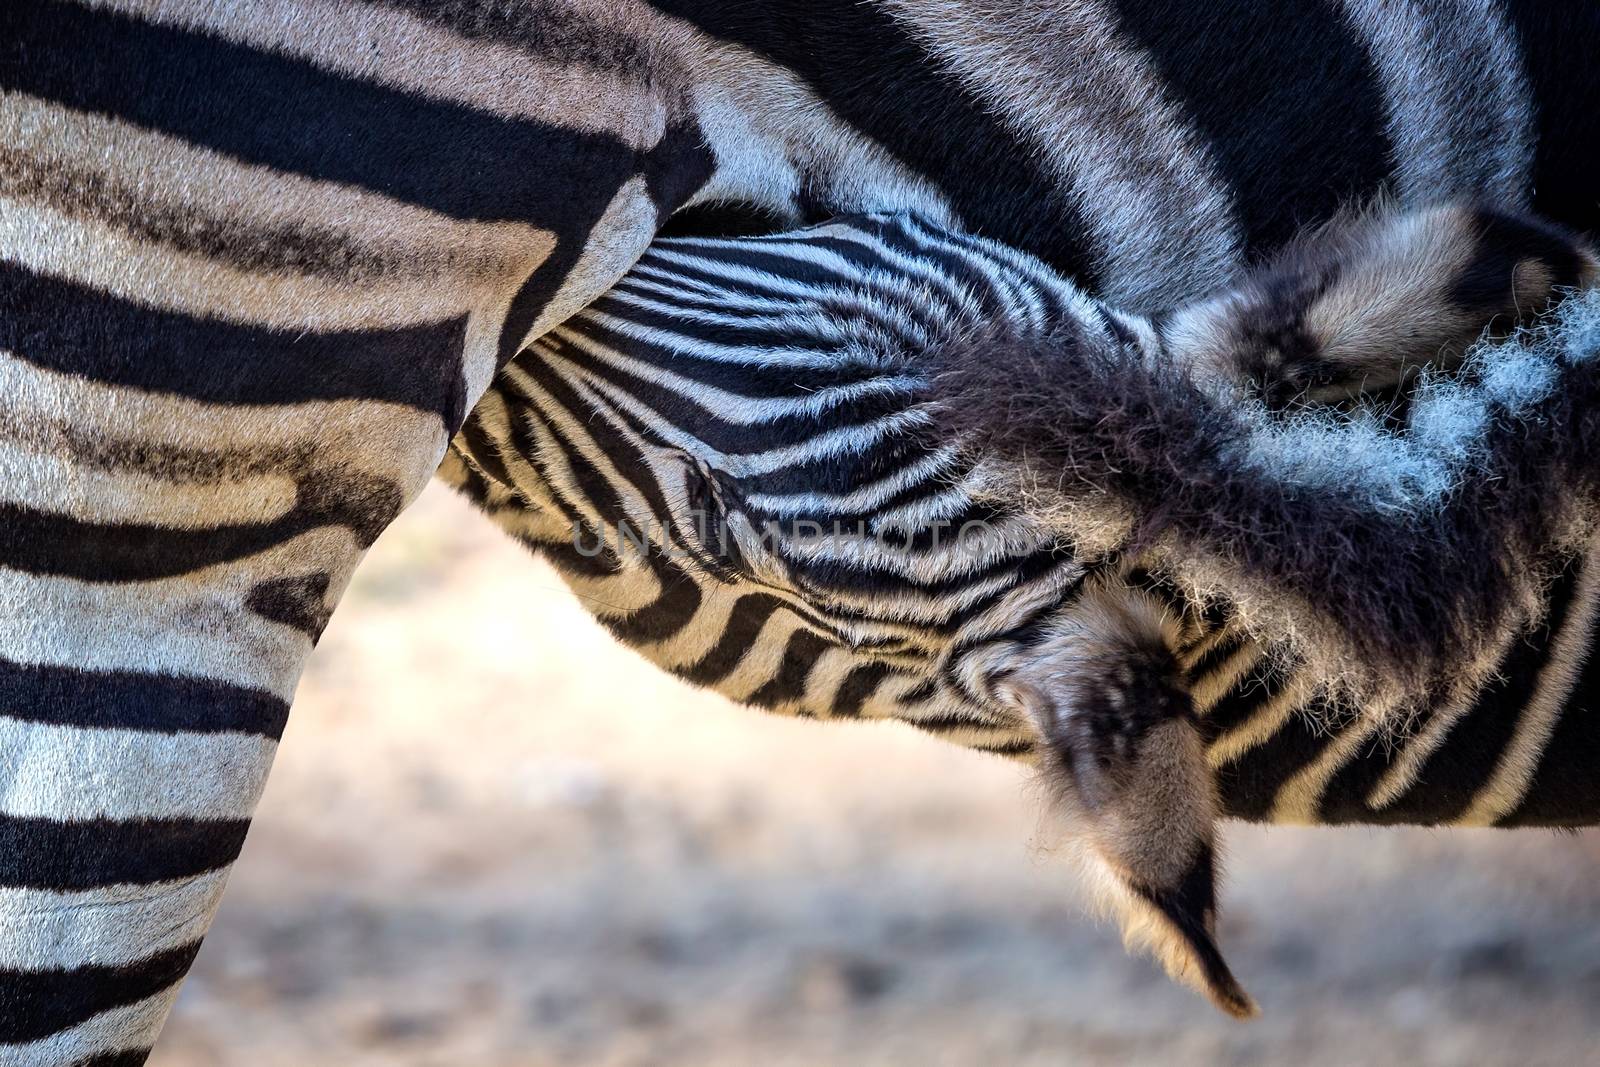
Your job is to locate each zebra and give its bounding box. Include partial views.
[447,206,1600,1016]
[5,0,1600,1059]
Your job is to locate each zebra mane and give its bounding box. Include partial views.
[927,288,1600,714]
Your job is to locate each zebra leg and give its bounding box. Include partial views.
[0,377,457,1062]
[994,581,1256,1019]
[1170,201,1599,407]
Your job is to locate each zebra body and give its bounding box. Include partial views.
[457,211,1600,832]
[5,0,1600,1058]
[450,210,1600,1009]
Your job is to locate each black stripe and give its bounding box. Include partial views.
[1503,4,1600,235]
[0,263,467,426]
[534,529,626,580]
[0,943,201,1044]
[1106,0,1394,252]
[600,554,703,646]
[0,815,249,891]
[677,228,977,339]
[1192,650,1285,741]
[973,737,1034,758]
[1314,708,1419,826]
[737,434,941,502]
[494,119,714,370]
[0,0,636,228]
[832,662,893,718]
[0,468,402,582]
[1501,570,1600,827]
[1214,691,1340,822]
[677,594,784,687]
[562,302,896,400]
[906,709,1001,735]
[456,418,518,491]
[745,628,831,710]
[69,1053,153,1067]
[1378,562,1584,825]
[621,255,853,308]
[0,658,289,739]
[894,216,1078,323]
[244,573,334,639]
[485,413,608,544]
[643,0,1101,283]
[595,245,931,351]
[507,350,664,528]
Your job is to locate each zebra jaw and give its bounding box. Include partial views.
[995,583,1257,1019]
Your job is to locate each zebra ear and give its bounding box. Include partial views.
[1079,814,1258,1020]
[998,584,1257,1019]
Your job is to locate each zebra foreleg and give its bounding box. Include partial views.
[995,581,1255,1019]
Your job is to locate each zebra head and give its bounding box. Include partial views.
[449,207,1598,1016]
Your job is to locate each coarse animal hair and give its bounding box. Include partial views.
[927,287,1600,722]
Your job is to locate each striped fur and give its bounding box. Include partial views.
[5,0,1600,1057]
[450,212,1600,1014]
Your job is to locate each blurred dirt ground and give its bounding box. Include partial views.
[149,483,1600,1067]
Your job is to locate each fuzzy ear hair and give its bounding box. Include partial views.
[998,584,1257,1019]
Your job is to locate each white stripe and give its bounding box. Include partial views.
[1339,0,1534,204]
[551,359,933,477]
[884,0,1242,309]
[85,0,669,139]
[0,441,298,530]
[1458,545,1600,825]
[0,532,358,701]
[0,719,275,820]
[0,986,180,1067]
[743,447,964,515]
[553,326,924,425]
[0,869,229,971]
[597,280,938,349]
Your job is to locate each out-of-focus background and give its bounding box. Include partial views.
[150,483,1600,1067]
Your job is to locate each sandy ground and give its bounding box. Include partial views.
[147,483,1600,1067]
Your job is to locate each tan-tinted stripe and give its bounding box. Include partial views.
[0,356,448,495]
[1269,703,1392,824]
[3,193,485,332]
[1457,545,1600,825]
[1178,619,1244,673]
[1364,620,1524,810]
[1191,641,1267,716]
[86,0,673,140]
[2,94,554,286]
[720,611,806,704]
[1206,674,1319,768]
[0,441,299,530]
